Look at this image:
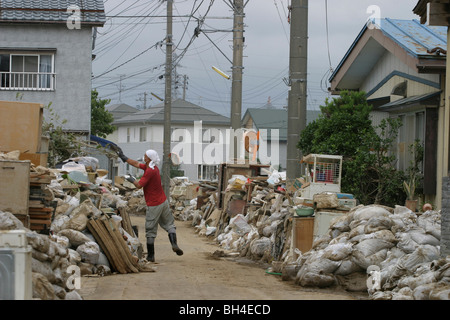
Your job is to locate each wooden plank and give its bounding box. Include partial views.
[28,207,53,213]
[29,218,51,225]
[102,219,139,273]
[27,213,51,219]
[119,207,135,237]
[87,219,126,274]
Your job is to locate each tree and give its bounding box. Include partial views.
[297,91,406,207]
[298,91,374,157]
[42,103,83,167]
[91,89,115,138]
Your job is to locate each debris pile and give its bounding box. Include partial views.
[282,204,450,300]
[0,155,155,300]
[180,167,449,300]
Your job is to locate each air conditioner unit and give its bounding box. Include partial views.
[0,230,32,300]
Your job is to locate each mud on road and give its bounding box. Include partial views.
[79,215,368,300]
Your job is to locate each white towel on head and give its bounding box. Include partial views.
[145,149,160,169]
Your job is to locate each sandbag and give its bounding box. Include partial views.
[65,290,83,300]
[76,241,100,265]
[297,272,336,288]
[364,216,393,234]
[322,243,353,261]
[400,245,440,272]
[336,272,368,292]
[52,284,66,300]
[230,214,252,236]
[68,249,81,264]
[354,239,394,257]
[0,210,25,230]
[334,258,363,276]
[313,192,339,209]
[50,214,70,233]
[250,237,271,258]
[32,258,57,283]
[352,248,389,269]
[397,271,437,290]
[352,206,390,221]
[409,231,440,246]
[57,229,91,247]
[32,272,56,300]
[27,232,50,253]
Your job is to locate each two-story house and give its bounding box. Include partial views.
[329,18,447,205]
[241,104,320,171]
[0,0,106,137]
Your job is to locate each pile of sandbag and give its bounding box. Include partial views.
[0,210,82,300]
[281,205,450,300]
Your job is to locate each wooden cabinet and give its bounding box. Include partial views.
[293,217,314,253]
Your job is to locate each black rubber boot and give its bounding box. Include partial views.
[146,240,155,262]
[168,233,183,256]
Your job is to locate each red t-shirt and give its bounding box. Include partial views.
[138,163,167,206]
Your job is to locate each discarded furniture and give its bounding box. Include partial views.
[292,216,314,254]
[300,154,343,199]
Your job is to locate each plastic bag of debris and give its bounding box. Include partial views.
[250,237,271,258]
[58,229,91,247]
[69,156,99,172]
[267,170,286,185]
[76,241,100,265]
[314,192,339,209]
[227,175,247,190]
[0,210,25,230]
[230,214,251,236]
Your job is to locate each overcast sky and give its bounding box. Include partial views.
[92,0,420,117]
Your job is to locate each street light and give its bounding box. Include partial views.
[212,66,230,80]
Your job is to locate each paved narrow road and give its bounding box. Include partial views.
[79,215,367,300]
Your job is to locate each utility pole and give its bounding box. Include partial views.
[137,92,148,109]
[286,0,308,184]
[230,0,245,162]
[183,75,188,100]
[118,74,126,102]
[162,0,173,197]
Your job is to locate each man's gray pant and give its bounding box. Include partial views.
[145,200,176,239]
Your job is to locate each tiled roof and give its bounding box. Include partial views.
[0,0,106,25]
[113,99,231,126]
[242,108,320,141]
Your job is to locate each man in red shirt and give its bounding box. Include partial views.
[114,147,183,262]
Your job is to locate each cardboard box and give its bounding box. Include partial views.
[0,101,43,153]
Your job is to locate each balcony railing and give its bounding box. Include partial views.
[0,71,56,91]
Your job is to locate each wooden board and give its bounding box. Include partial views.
[87,217,141,274]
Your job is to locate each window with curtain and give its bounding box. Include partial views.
[0,53,54,90]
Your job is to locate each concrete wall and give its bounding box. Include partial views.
[0,24,93,133]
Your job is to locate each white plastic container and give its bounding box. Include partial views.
[0,229,32,300]
[313,211,346,240]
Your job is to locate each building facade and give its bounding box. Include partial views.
[0,1,106,135]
